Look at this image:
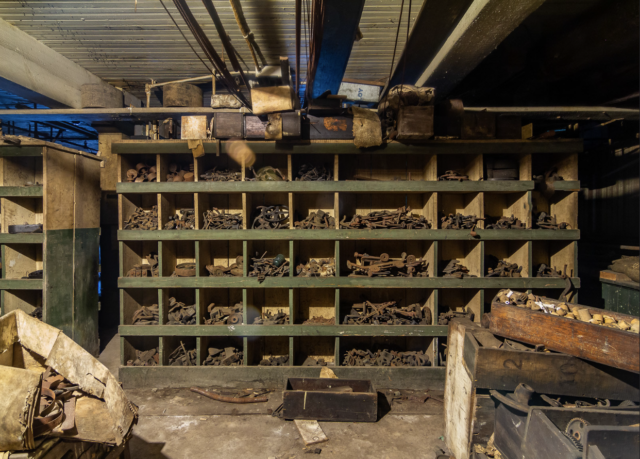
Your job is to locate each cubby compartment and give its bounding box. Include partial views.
[293,240,336,276]
[339,240,435,278]
[246,155,289,181]
[157,154,194,182]
[1,156,42,186]
[290,154,336,181]
[200,288,244,325]
[246,192,290,229]
[121,241,158,277]
[531,241,577,278]
[438,289,482,323]
[437,192,483,228]
[339,193,436,228]
[121,288,159,325]
[2,244,42,279]
[339,336,435,367]
[484,191,530,228]
[438,240,482,277]
[120,193,158,230]
[247,336,289,366]
[484,154,531,181]
[122,336,159,366]
[292,288,336,325]
[482,288,501,316]
[484,241,530,277]
[294,336,335,366]
[195,153,242,182]
[119,154,157,183]
[2,290,42,316]
[1,197,43,231]
[437,154,482,181]
[199,336,244,366]
[246,288,290,325]
[159,192,195,229]
[162,336,197,366]
[160,288,196,325]
[291,193,336,229]
[339,288,435,325]
[161,241,196,277]
[339,154,436,181]
[532,153,578,181]
[197,240,243,277]
[532,191,578,229]
[247,240,290,276]
[196,193,243,229]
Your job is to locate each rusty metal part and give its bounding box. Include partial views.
[347,252,429,278]
[295,164,332,181]
[485,214,526,229]
[127,348,159,366]
[171,262,196,277]
[168,341,197,366]
[302,357,327,366]
[191,387,268,403]
[485,257,523,277]
[340,206,431,229]
[206,256,243,277]
[124,206,158,230]
[246,166,287,182]
[295,210,335,229]
[253,309,289,325]
[441,259,477,278]
[126,252,159,277]
[200,167,242,182]
[132,304,159,325]
[166,298,197,325]
[203,208,243,229]
[535,212,571,230]
[259,355,289,366]
[205,302,243,325]
[296,258,335,277]
[164,208,195,230]
[536,263,566,278]
[438,170,469,181]
[252,205,289,229]
[33,368,80,437]
[438,309,474,325]
[342,300,432,325]
[166,162,194,182]
[202,347,243,366]
[440,213,484,230]
[302,316,334,325]
[342,348,430,367]
[248,252,289,282]
[126,162,157,182]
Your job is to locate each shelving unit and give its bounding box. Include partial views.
[115,139,581,388]
[0,140,101,355]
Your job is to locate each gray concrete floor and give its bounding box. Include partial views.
[99,332,448,459]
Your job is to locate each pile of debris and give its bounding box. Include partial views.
[295,164,332,181]
[440,213,483,230]
[438,170,469,181]
[125,253,159,277]
[340,206,431,229]
[486,258,523,277]
[200,167,242,182]
[342,349,430,367]
[246,166,287,181]
[123,206,158,230]
[132,304,159,325]
[248,253,289,282]
[126,162,156,182]
[438,309,474,325]
[536,263,569,278]
[302,357,327,366]
[302,316,334,325]
[441,259,476,278]
[253,310,289,325]
[294,210,335,229]
[164,208,195,230]
[259,355,289,366]
[168,342,197,366]
[485,214,525,229]
[535,212,570,229]
[127,348,159,366]
[166,163,194,182]
[204,303,243,325]
[202,208,243,230]
[166,298,196,325]
[348,252,429,278]
[252,205,289,229]
[296,258,335,277]
[203,347,243,366]
[171,262,196,277]
[206,256,243,277]
[342,300,432,325]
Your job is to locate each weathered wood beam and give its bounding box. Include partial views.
[0,18,111,109]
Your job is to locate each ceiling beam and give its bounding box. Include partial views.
[0,18,112,109]
[417,0,546,100]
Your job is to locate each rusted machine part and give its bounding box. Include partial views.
[127,348,159,366]
[535,263,567,278]
[441,259,477,278]
[202,347,244,366]
[248,253,290,281]
[166,162,195,182]
[438,170,469,181]
[302,357,327,366]
[252,205,289,229]
[246,166,287,182]
[163,83,203,107]
[132,304,160,325]
[342,348,430,367]
[200,167,242,182]
[485,214,525,229]
[124,206,159,230]
[126,162,157,183]
[166,298,197,325]
[259,355,289,366]
[340,206,431,229]
[295,210,336,229]
[302,316,335,325]
[347,252,428,278]
[295,164,333,181]
[205,302,243,325]
[171,262,196,277]
[164,208,195,230]
[296,258,335,277]
[486,258,523,277]
[253,309,289,325]
[191,387,268,403]
[203,208,243,230]
[440,213,484,230]
[126,253,159,277]
[206,256,243,277]
[168,342,197,366]
[438,309,474,325]
[343,300,432,325]
[535,212,570,230]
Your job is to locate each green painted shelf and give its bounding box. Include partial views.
[0,233,44,244]
[0,186,43,197]
[0,279,43,290]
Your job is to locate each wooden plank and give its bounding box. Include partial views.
[43,147,75,230]
[0,186,43,197]
[0,146,43,157]
[74,155,101,229]
[44,228,74,338]
[0,234,44,244]
[72,228,100,356]
[0,279,43,289]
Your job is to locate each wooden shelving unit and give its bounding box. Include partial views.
[114,139,581,388]
[0,140,102,355]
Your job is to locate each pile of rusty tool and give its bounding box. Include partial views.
[295,164,333,181]
[22,270,43,279]
[204,303,243,325]
[440,213,483,230]
[486,259,523,277]
[535,212,571,229]
[206,256,243,277]
[248,253,289,282]
[340,206,431,229]
[485,214,525,229]
[123,206,158,230]
[127,348,159,366]
[302,357,327,366]
[246,166,287,181]
[126,162,157,182]
[171,262,196,277]
[296,258,335,277]
[302,316,334,325]
[438,170,469,181]
[202,208,243,230]
[437,309,474,325]
[347,252,429,278]
[132,304,159,325]
[441,259,477,278]
[342,349,430,367]
[253,309,289,325]
[535,263,566,278]
[202,347,243,366]
[166,298,197,325]
[342,300,432,325]
[166,162,195,182]
[168,342,197,366]
[164,208,195,230]
[126,253,159,277]
[200,167,242,182]
[259,355,289,366]
[294,210,335,229]
[252,205,289,229]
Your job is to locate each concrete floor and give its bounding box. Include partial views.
[99,332,449,459]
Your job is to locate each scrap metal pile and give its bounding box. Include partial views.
[441,259,476,278]
[126,162,157,182]
[123,206,158,230]
[348,252,429,278]
[132,304,159,325]
[127,348,159,366]
[302,316,334,325]
[168,342,197,366]
[340,206,431,229]
[535,212,570,229]
[203,347,243,366]
[126,253,159,277]
[536,263,568,278]
[252,205,289,229]
[166,162,194,182]
[302,357,327,366]
[485,214,525,229]
[342,300,432,325]
[342,349,430,367]
[200,167,242,182]
[296,258,335,277]
[171,262,196,277]
[438,309,474,325]
[248,253,289,282]
[438,170,469,181]
[166,297,196,325]
[259,355,289,366]
[206,256,243,277]
[440,213,483,230]
[294,210,335,229]
[253,310,289,325]
[205,303,243,325]
[164,208,195,230]
[486,258,523,277]
[295,164,332,181]
[202,208,243,230]
[246,166,287,181]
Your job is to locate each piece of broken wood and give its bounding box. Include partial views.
[294,419,329,446]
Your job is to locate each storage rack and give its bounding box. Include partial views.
[114,139,581,388]
[0,140,101,356]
